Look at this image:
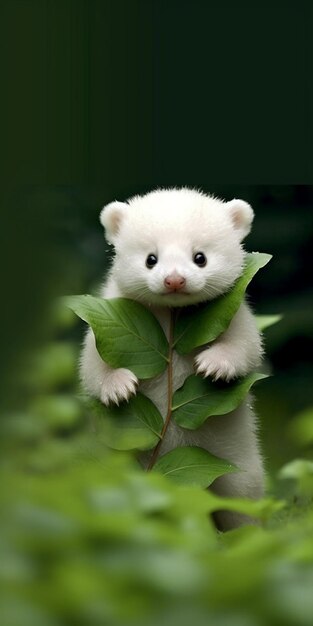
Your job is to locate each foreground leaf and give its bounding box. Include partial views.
[66,295,169,378]
[204,493,286,522]
[175,487,285,523]
[153,446,237,487]
[172,372,268,430]
[174,252,272,354]
[89,393,163,451]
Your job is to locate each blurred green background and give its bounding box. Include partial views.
[1,2,313,625]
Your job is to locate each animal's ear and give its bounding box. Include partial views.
[99,201,127,243]
[226,199,254,241]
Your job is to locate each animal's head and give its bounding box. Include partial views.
[100,188,254,307]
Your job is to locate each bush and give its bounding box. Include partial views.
[1,301,313,626]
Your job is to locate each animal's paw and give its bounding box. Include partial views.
[100,368,138,406]
[195,345,239,382]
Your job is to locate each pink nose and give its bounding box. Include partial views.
[164,273,186,291]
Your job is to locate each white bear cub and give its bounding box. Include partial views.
[80,188,264,529]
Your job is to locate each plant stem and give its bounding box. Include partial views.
[147,308,175,470]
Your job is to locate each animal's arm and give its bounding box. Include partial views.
[80,329,138,405]
[195,302,263,381]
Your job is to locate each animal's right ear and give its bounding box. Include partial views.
[99,201,127,243]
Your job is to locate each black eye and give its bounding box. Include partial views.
[193,252,207,267]
[146,254,158,269]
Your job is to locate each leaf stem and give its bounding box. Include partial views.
[147,309,175,470]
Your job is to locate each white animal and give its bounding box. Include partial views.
[80,188,264,529]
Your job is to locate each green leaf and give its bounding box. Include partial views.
[172,372,268,430]
[173,252,272,354]
[288,407,313,447]
[278,459,313,481]
[202,492,286,521]
[256,314,282,332]
[278,459,313,497]
[66,295,169,378]
[153,446,237,487]
[89,392,163,451]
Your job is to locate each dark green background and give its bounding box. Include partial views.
[1,1,313,469]
[1,0,313,185]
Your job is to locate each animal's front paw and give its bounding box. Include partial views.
[100,368,138,406]
[195,346,238,382]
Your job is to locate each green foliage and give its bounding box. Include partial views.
[87,393,163,451]
[1,437,312,626]
[288,407,313,447]
[255,313,283,332]
[173,252,272,354]
[279,459,313,497]
[172,372,268,430]
[67,252,270,486]
[153,446,237,487]
[24,342,78,390]
[1,286,313,626]
[66,295,169,378]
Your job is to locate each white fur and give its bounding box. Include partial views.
[80,188,264,530]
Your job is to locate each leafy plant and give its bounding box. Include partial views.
[173,252,271,353]
[3,273,313,626]
[67,252,271,486]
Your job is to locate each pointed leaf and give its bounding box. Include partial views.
[174,252,272,354]
[153,446,237,487]
[256,314,282,332]
[172,372,268,430]
[66,295,169,378]
[202,492,285,521]
[88,392,163,451]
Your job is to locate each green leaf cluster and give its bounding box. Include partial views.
[2,288,313,626]
[67,252,272,485]
[0,447,294,626]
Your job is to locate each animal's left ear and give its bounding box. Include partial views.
[226,199,254,241]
